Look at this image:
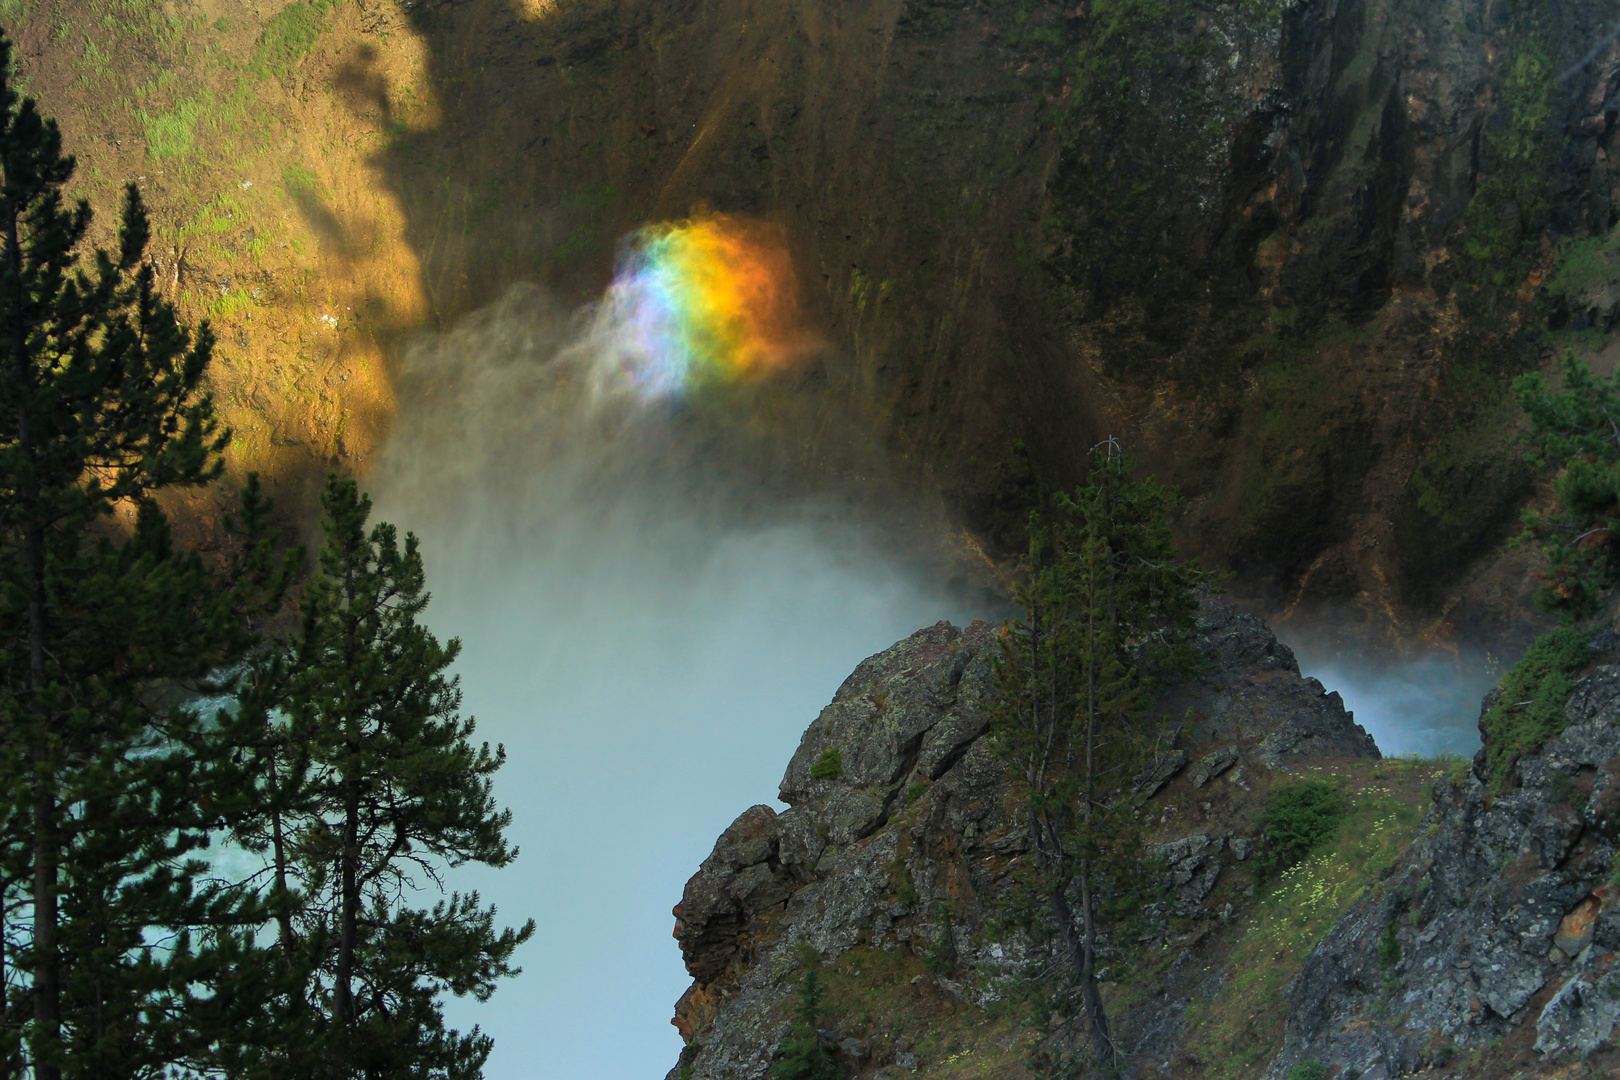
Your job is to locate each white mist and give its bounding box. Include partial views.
[1281,632,1495,760]
[368,286,980,1080]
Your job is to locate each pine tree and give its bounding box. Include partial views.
[0,29,287,1078]
[990,443,1208,1077]
[254,474,534,1079]
[772,967,841,1080]
[1513,350,1620,617]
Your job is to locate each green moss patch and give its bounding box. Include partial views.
[810,747,844,780]
[1480,624,1595,787]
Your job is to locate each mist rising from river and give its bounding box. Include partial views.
[367,284,981,1080]
[1280,629,1497,759]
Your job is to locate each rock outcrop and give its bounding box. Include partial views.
[667,597,1383,1079]
[1268,666,1620,1080]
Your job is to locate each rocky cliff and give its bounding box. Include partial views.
[669,601,1620,1079]
[664,598,1448,1080]
[9,0,1620,642]
[1268,658,1620,1079]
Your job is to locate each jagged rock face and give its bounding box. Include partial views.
[667,598,1380,1080]
[1270,672,1620,1079]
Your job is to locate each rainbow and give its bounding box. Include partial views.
[599,215,803,400]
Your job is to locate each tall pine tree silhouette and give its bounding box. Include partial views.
[0,29,281,1079]
[990,445,1209,1078]
[262,475,533,1079]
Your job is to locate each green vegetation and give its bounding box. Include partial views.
[0,49,531,1075]
[1547,223,1620,299]
[207,289,257,320]
[1255,781,1345,878]
[0,34,247,1072]
[904,779,931,805]
[139,93,209,158]
[1457,0,1559,294]
[1378,920,1402,971]
[245,475,536,1074]
[1478,624,1595,786]
[251,0,339,81]
[991,445,1209,1073]
[1179,770,1431,1078]
[1514,352,1620,616]
[893,856,919,908]
[1226,359,1335,552]
[813,945,1033,1078]
[811,746,844,780]
[1460,47,1554,268]
[1287,1062,1327,1080]
[773,967,842,1080]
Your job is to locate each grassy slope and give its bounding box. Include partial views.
[752,756,1457,1080]
[6,0,435,505]
[1170,757,1459,1078]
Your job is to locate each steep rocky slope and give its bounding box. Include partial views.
[8,0,1620,642]
[669,600,1620,1079]
[1269,660,1620,1080]
[666,598,1428,1080]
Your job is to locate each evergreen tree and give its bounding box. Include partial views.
[0,29,293,1078]
[1513,351,1620,617]
[772,967,840,1080]
[249,474,533,1080]
[990,443,1208,1077]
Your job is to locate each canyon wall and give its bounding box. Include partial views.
[10,0,1620,636]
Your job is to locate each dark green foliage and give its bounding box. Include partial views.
[1287,1061,1327,1080]
[1514,353,1620,617]
[1378,921,1402,971]
[0,28,293,1077]
[1478,624,1595,787]
[810,746,843,780]
[904,780,930,805]
[892,858,918,908]
[990,446,1210,1074]
[237,475,535,1078]
[772,968,841,1080]
[923,903,956,975]
[1255,782,1344,878]
[1455,0,1558,300]
[0,33,529,1076]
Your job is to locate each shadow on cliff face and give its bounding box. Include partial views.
[366,280,988,1080]
[330,0,1620,645]
[334,0,1102,549]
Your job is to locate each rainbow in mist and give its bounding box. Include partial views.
[598,216,804,400]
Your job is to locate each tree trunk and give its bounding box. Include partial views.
[26,526,61,1080]
[1074,863,1119,1074]
[270,773,297,962]
[31,721,60,1080]
[15,189,62,1078]
[334,774,359,1030]
[1075,552,1122,1076]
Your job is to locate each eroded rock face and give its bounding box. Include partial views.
[667,598,1381,1080]
[1268,671,1620,1079]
